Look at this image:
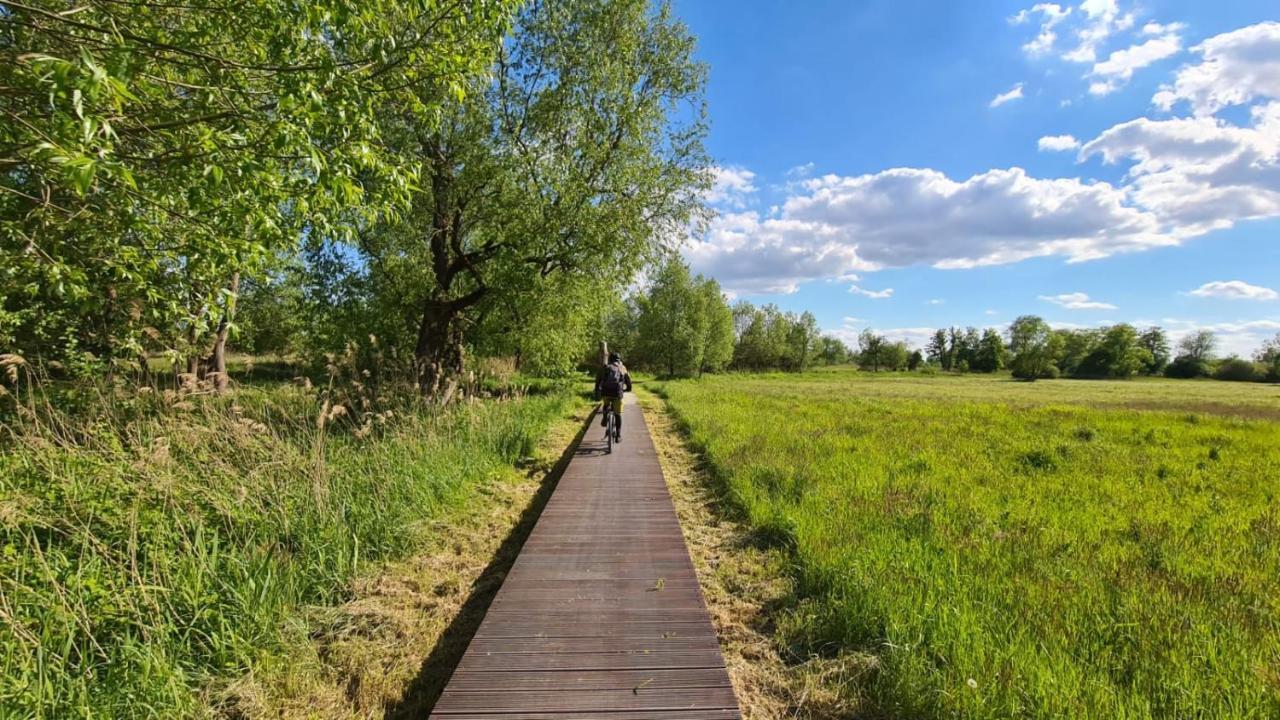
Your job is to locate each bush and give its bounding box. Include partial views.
[1165,354,1211,379]
[1213,357,1260,382]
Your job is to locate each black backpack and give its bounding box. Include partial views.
[600,363,625,395]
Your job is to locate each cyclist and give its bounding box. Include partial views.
[594,352,633,439]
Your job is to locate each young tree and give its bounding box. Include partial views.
[1138,326,1171,375]
[972,329,1007,373]
[785,311,820,371]
[1178,330,1218,362]
[697,278,735,374]
[926,329,948,368]
[1008,315,1060,381]
[858,330,888,371]
[1255,333,1280,383]
[1166,330,1217,378]
[635,257,705,377]
[908,349,925,371]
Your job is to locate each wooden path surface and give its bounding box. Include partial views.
[429,394,741,719]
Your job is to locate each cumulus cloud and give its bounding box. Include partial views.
[1080,104,1280,235]
[1187,280,1279,301]
[705,166,758,208]
[684,165,1177,294]
[850,285,894,299]
[1039,292,1118,309]
[686,18,1280,299]
[683,210,871,294]
[1154,22,1280,115]
[990,83,1026,107]
[1038,134,1082,151]
[1088,31,1182,95]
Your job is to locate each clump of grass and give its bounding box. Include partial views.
[656,369,1280,719]
[0,369,572,718]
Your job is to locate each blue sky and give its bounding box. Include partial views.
[673,0,1280,355]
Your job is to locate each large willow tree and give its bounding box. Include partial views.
[1,0,515,375]
[355,0,710,400]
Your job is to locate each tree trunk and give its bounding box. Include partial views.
[415,299,467,404]
[210,273,240,394]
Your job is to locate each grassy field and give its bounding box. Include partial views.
[654,369,1280,719]
[0,375,576,718]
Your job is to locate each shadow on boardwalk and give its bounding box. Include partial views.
[382,408,599,719]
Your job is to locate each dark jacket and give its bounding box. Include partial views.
[594,361,632,398]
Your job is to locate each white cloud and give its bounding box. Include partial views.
[850,285,894,299]
[1154,22,1280,115]
[685,165,1174,294]
[785,162,815,178]
[1187,280,1279,301]
[1142,21,1185,36]
[1063,0,1134,64]
[1088,32,1182,95]
[927,298,946,305]
[1080,104,1280,236]
[1038,134,1081,151]
[1014,3,1073,56]
[706,166,758,207]
[990,83,1025,107]
[687,19,1280,298]
[1039,292,1118,310]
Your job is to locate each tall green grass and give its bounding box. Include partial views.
[0,380,573,718]
[657,370,1280,718]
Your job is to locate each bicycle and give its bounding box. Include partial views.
[601,401,621,453]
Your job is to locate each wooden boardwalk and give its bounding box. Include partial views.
[429,395,741,719]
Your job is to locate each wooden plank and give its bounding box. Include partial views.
[428,396,740,718]
[441,668,732,692]
[432,685,740,713]
[432,711,741,720]
[454,649,727,673]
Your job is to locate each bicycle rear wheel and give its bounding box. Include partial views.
[605,410,614,454]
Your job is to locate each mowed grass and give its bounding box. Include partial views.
[655,369,1280,719]
[0,381,576,718]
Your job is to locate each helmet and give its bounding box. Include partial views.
[608,352,621,364]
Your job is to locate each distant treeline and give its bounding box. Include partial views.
[606,257,853,377]
[857,317,1280,383]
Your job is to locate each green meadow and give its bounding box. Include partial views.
[655,369,1280,718]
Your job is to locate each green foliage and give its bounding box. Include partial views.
[971,329,1007,373]
[858,331,909,372]
[1008,315,1060,380]
[1166,354,1212,379]
[1076,323,1152,378]
[656,370,1280,718]
[1,0,515,369]
[0,380,574,716]
[1253,333,1280,383]
[1213,357,1261,382]
[698,279,736,373]
[1178,330,1218,363]
[1139,326,1171,375]
[633,257,732,377]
